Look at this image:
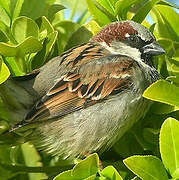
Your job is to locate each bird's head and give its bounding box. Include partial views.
[91,20,165,65]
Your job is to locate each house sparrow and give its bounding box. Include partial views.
[2,20,165,159]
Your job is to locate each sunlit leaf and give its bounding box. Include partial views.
[86,0,112,26]
[160,118,179,178]
[0,5,11,26]
[54,21,80,53]
[124,156,168,180]
[85,20,101,35]
[72,153,99,179]
[0,59,10,84]
[12,16,39,43]
[115,0,141,20]
[12,0,24,21]
[143,80,179,107]
[48,4,66,21]
[21,143,47,180]
[101,166,123,180]
[31,30,58,69]
[132,0,160,23]
[151,5,179,41]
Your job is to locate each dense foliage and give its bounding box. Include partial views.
[0,0,178,179]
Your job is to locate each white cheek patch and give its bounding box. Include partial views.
[125,33,130,38]
[99,41,150,69]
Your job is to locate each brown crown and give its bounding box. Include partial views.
[91,22,137,46]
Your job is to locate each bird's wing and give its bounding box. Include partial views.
[13,43,136,129]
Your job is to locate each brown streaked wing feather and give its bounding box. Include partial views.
[22,52,135,127]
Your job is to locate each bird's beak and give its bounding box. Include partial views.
[142,41,165,56]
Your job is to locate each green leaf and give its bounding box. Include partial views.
[0,5,11,26]
[143,79,179,107]
[0,0,10,14]
[124,155,168,180]
[31,31,58,69]
[54,154,99,180]
[54,21,80,53]
[173,49,179,62]
[0,29,8,42]
[160,118,179,178]
[20,0,51,20]
[150,102,179,114]
[0,59,10,84]
[72,153,99,179]
[86,0,111,26]
[12,0,24,21]
[143,128,159,145]
[157,0,179,9]
[3,57,25,76]
[0,120,9,134]
[113,131,144,158]
[115,0,141,20]
[12,16,39,43]
[21,143,47,180]
[96,0,117,15]
[36,16,54,40]
[132,0,160,23]
[65,26,92,50]
[150,5,179,41]
[0,36,42,57]
[85,174,96,180]
[54,170,75,180]
[101,166,123,180]
[167,76,179,86]
[131,177,141,180]
[85,20,101,35]
[47,4,66,21]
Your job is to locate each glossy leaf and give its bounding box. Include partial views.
[65,26,92,50]
[12,0,24,20]
[157,0,179,9]
[132,0,160,23]
[72,153,99,179]
[31,31,58,69]
[95,0,117,15]
[47,4,66,21]
[54,170,75,180]
[115,0,140,20]
[0,37,42,56]
[160,118,179,178]
[167,76,179,86]
[173,49,179,62]
[3,57,25,76]
[86,0,112,26]
[54,21,80,53]
[54,154,99,180]
[12,16,39,43]
[151,5,179,41]
[0,29,8,42]
[150,102,179,114]
[124,156,168,180]
[0,120,9,134]
[143,80,179,107]
[21,143,47,180]
[101,166,123,180]
[85,20,101,35]
[20,0,53,20]
[0,5,11,26]
[0,60,10,84]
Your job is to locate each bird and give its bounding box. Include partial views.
[1,20,165,160]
